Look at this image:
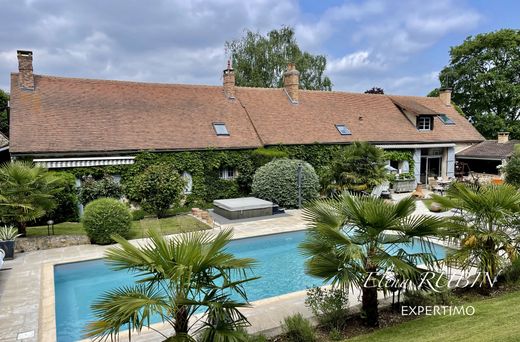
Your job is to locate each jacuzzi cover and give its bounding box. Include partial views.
[213,197,273,211]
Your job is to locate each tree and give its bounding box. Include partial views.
[300,194,445,327]
[78,175,121,205]
[226,26,332,90]
[436,29,520,139]
[0,89,8,137]
[504,152,520,187]
[364,87,384,94]
[324,142,387,193]
[125,163,185,218]
[0,161,62,235]
[432,183,520,289]
[84,229,257,341]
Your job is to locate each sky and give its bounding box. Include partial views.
[0,0,518,95]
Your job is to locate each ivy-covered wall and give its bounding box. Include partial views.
[63,145,414,204]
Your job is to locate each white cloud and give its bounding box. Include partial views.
[327,51,386,73]
[0,0,484,96]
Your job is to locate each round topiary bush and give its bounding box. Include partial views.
[251,158,319,208]
[82,198,132,244]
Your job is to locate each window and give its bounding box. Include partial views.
[438,114,455,125]
[219,168,237,180]
[417,116,433,131]
[182,171,193,194]
[335,124,351,135]
[213,123,229,136]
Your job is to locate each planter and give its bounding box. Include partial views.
[392,179,416,193]
[0,240,15,259]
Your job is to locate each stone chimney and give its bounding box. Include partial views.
[223,62,235,99]
[439,88,452,106]
[283,63,300,103]
[17,50,34,90]
[498,132,510,144]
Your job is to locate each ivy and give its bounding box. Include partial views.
[382,150,415,172]
[61,145,417,204]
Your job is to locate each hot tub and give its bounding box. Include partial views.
[213,197,274,220]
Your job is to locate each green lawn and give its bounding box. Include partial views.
[26,215,210,239]
[348,291,520,341]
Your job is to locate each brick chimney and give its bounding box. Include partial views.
[223,63,235,99]
[283,63,300,103]
[439,88,452,106]
[17,50,34,90]
[498,132,510,144]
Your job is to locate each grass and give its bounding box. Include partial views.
[26,214,210,239]
[348,290,520,341]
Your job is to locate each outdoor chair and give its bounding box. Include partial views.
[428,177,445,194]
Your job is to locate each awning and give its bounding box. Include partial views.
[33,156,135,169]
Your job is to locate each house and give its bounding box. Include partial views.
[8,50,484,187]
[456,132,519,177]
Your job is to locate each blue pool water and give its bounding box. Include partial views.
[54,230,447,341]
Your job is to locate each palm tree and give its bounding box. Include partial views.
[299,193,446,327]
[84,229,258,342]
[0,161,62,236]
[431,183,520,289]
[325,142,387,194]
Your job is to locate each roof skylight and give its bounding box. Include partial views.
[335,124,351,135]
[213,123,229,136]
[438,114,455,125]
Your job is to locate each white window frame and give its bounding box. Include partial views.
[417,116,432,131]
[219,168,237,180]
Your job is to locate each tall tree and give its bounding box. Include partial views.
[226,26,332,90]
[0,89,8,137]
[436,29,520,139]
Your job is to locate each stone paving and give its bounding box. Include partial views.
[0,197,454,342]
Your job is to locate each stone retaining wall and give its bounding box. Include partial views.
[15,235,90,253]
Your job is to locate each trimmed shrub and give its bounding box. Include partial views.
[124,163,185,218]
[82,198,132,244]
[78,175,121,205]
[251,159,319,208]
[305,287,349,330]
[281,313,316,342]
[501,257,520,284]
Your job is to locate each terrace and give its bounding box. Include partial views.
[0,200,457,342]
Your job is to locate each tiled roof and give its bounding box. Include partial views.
[9,73,484,155]
[456,140,520,159]
[9,74,262,154]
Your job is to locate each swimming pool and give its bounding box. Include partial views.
[54,230,447,341]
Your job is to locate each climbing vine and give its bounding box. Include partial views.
[61,145,416,204]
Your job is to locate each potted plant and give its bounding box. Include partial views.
[0,225,21,259]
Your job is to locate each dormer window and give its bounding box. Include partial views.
[438,114,455,125]
[213,123,229,136]
[335,124,351,135]
[417,116,433,131]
